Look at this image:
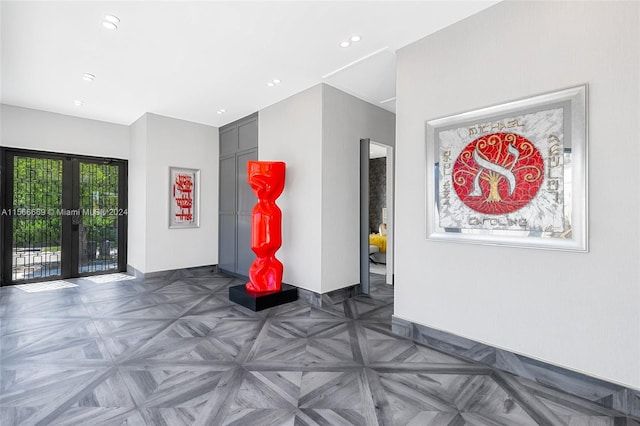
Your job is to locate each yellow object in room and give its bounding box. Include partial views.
[369,234,387,253]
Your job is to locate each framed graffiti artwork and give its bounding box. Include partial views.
[426,85,587,251]
[169,167,200,228]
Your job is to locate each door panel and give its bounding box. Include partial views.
[238,119,258,151]
[78,161,120,275]
[219,156,236,213]
[218,214,236,272]
[236,214,253,276]
[220,127,238,156]
[236,150,257,276]
[218,155,237,274]
[9,156,63,282]
[236,151,257,215]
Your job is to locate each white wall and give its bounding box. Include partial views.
[259,84,395,294]
[395,0,640,389]
[321,84,395,292]
[143,113,219,273]
[259,85,324,292]
[1,106,219,275]
[1,104,129,158]
[128,114,148,272]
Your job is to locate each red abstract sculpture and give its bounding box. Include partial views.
[246,161,286,294]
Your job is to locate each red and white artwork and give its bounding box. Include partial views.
[170,167,199,228]
[426,85,587,251]
[174,173,194,222]
[438,107,564,233]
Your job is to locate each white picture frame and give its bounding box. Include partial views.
[169,167,200,229]
[426,85,588,251]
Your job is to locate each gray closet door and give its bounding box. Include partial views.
[238,119,258,151]
[220,126,238,156]
[236,149,257,276]
[218,113,258,277]
[218,154,237,272]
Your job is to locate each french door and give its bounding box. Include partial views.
[1,149,127,285]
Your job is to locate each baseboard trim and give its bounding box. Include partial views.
[297,283,361,307]
[126,264,144,280]
[391,316,640,420]
[127,264,218,281]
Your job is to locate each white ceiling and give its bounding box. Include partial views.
[1,1,500,127]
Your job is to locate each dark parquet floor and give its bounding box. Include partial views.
[0,269,636,425]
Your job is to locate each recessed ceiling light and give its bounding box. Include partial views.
[339,41,350,48]
[83,73,95,82]
[350,35,361,42]
[217,109,226,115]
[272,79,281,84]
[103,14,120,30]
[104,14,120,24]
[74,100,84,106]
[267,82,275,87]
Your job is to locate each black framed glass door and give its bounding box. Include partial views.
[78,161,124,275]
[1,149,127,285]
[5,154,64,281]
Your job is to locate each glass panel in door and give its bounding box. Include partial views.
[11,156,63,281]
[78,162,119,274]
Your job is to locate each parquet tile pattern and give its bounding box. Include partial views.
[1,269,637,425]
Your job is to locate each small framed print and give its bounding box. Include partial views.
[169,167,200,229]
[426,85,587,251]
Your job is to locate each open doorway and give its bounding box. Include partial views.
[360,139,394,294]
[368,143,387,277]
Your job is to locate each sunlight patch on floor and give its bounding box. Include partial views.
[15,280,79,293]
[84,273,136,284]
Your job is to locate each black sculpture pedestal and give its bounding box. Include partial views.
[229,283,298,312]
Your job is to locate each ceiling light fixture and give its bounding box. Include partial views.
[217,109,226,115]
[74,100,84,106]
[350,35,361,42]
[339,41,350,48]
[83,73,95,82]
[267,79,281,87]
[102,14,120,30]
